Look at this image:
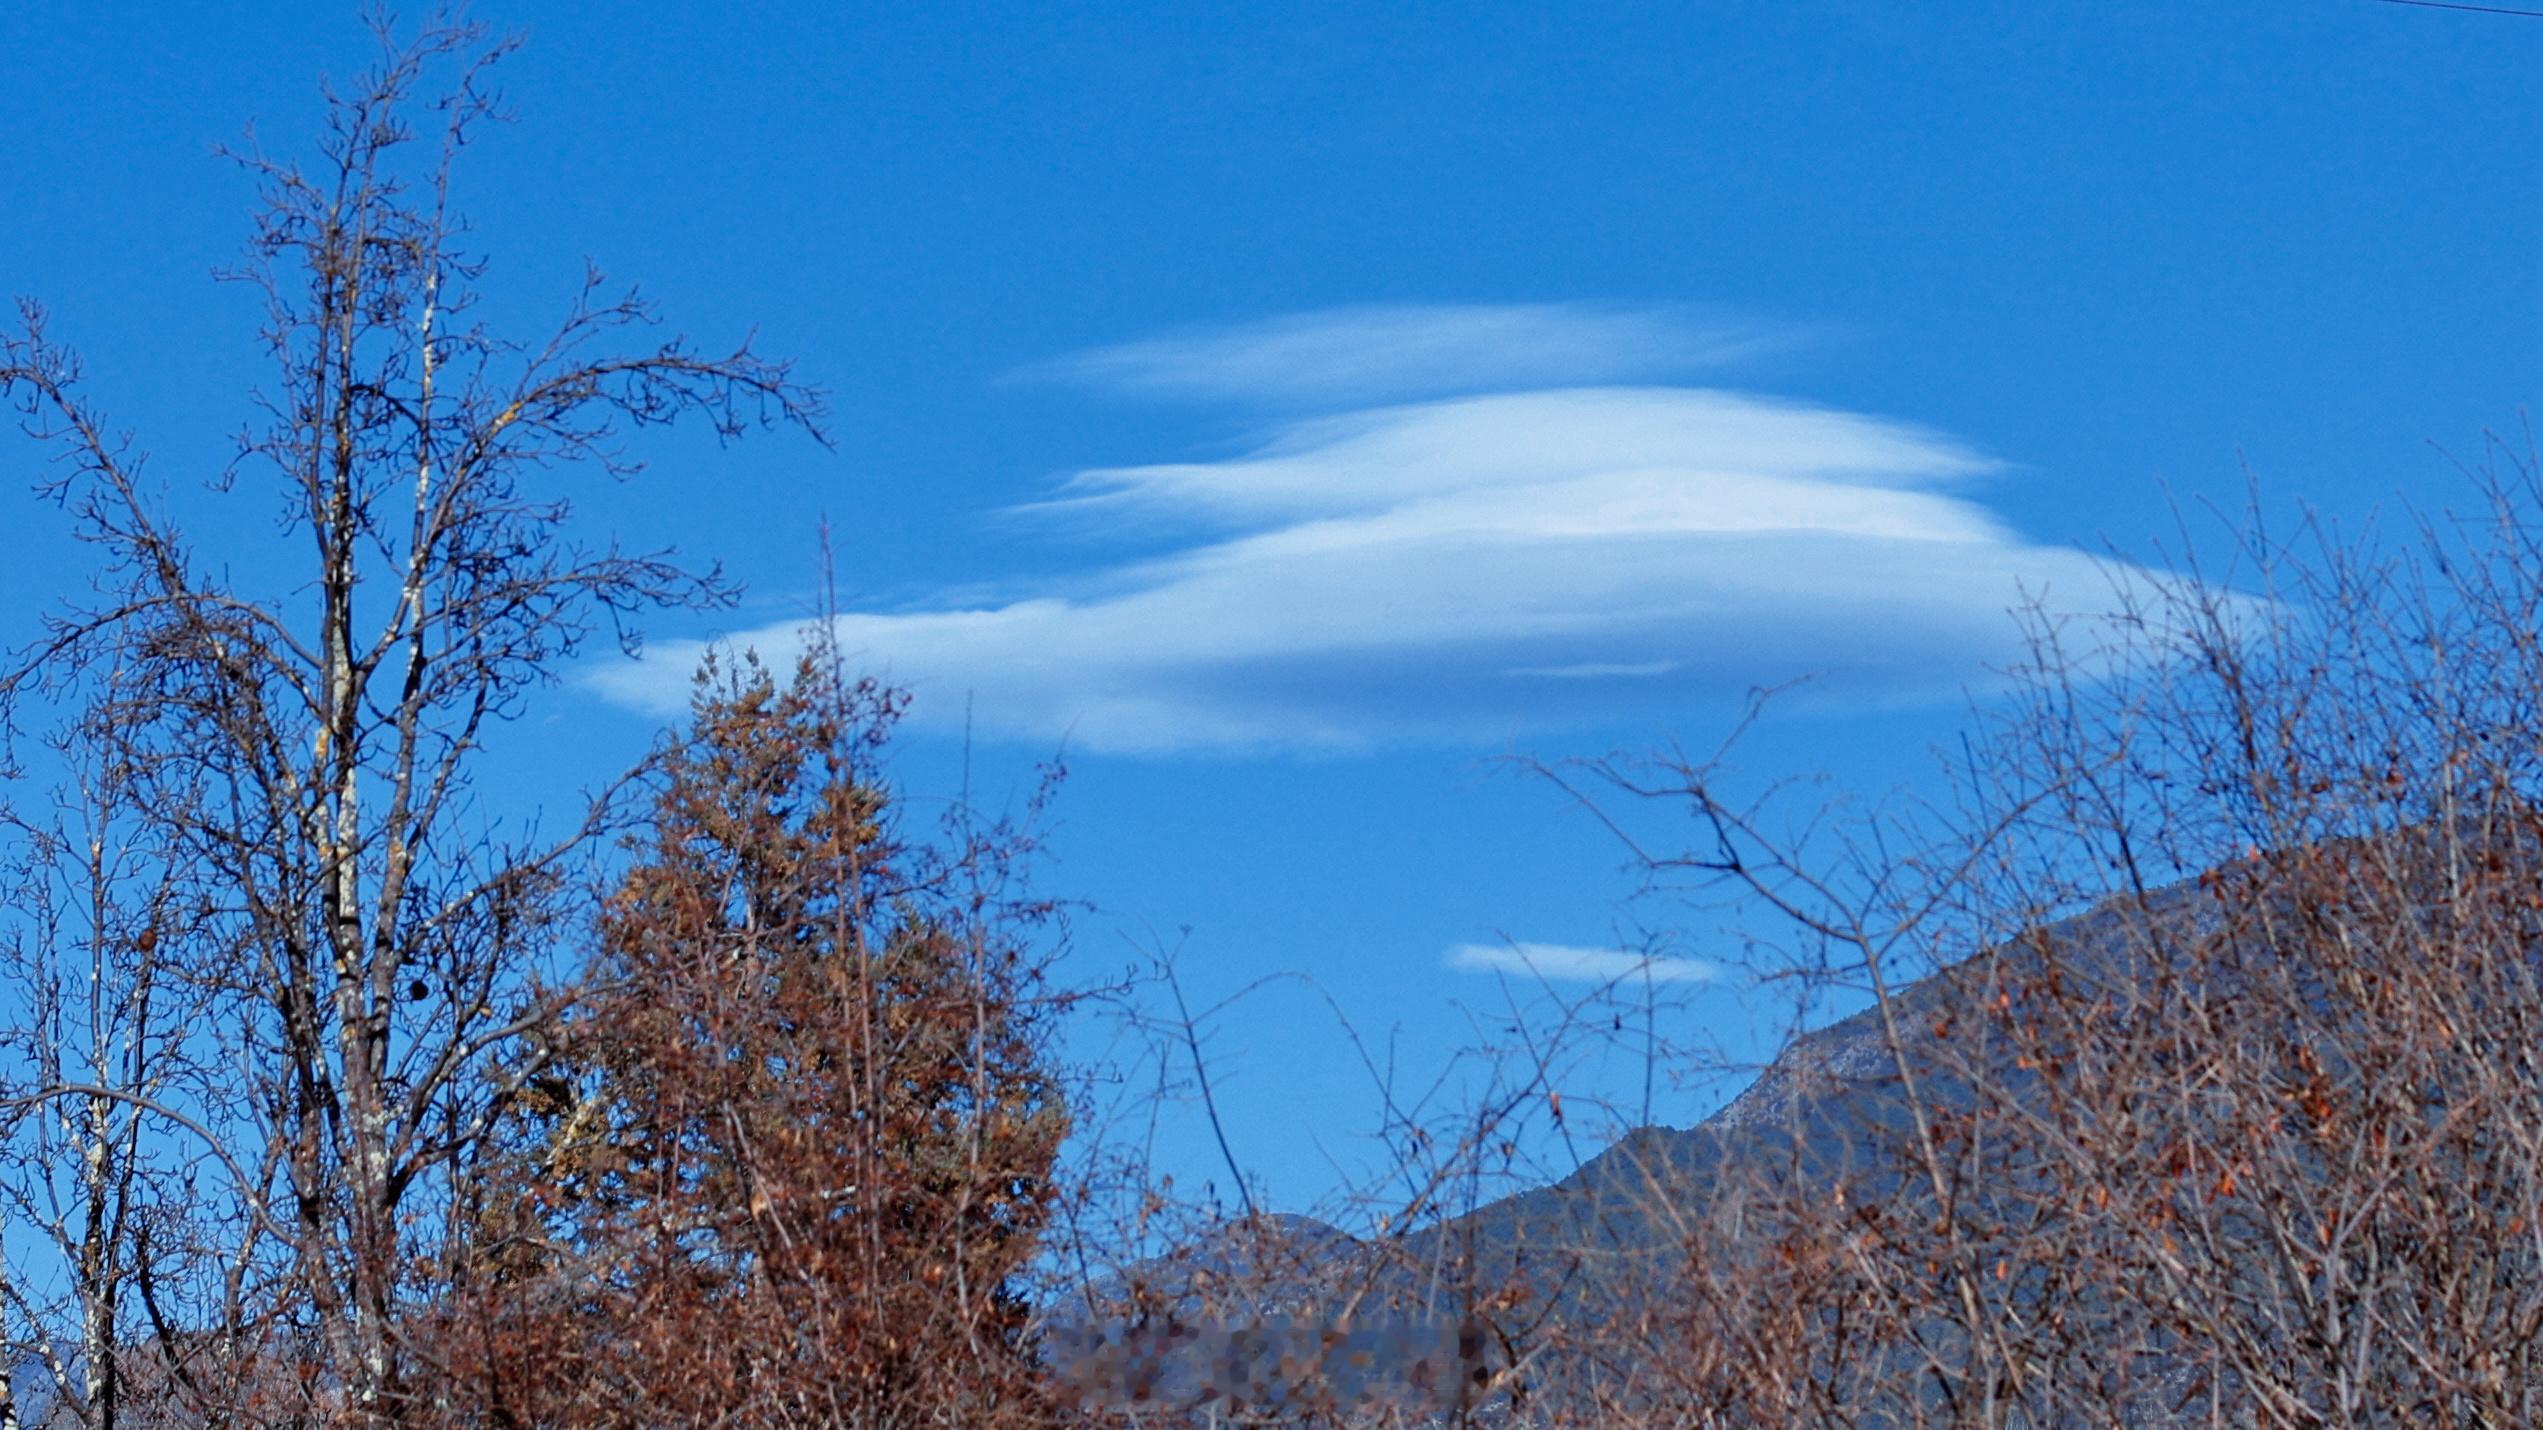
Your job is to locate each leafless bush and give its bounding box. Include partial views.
[1450,454,2543,1425]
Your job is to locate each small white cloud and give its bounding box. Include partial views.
[1024,302,1789,408]
[1445,942,1722,986]
[1508,660,1681,680]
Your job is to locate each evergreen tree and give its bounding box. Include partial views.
[442,647,1068,1425]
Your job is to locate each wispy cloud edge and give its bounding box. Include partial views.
[1018,301,1797,409]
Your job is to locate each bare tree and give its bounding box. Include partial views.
[0,633,239,1428]
[0,14,821,1420]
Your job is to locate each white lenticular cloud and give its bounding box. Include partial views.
[1026,302,1787,407]
[587,305,2163,753]
[1022,386,1991,530]
[1444,942,1723,986]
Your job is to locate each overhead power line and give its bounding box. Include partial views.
[2377,0,2543,17]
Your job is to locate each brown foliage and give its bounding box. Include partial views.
[429,649,1068,1426]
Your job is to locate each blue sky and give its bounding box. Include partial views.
[6,1,2542,1216]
